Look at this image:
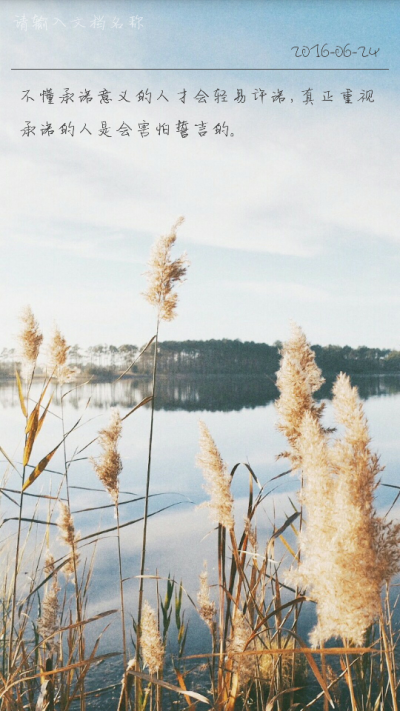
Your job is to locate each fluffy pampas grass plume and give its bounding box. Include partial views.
[143,217,189,322]
[196,420,234,530]
[140,601,164,674]
[291,371,400,646]
[57,502,80,579]
[47,326,78,384]
[90,408,122,506]
[288,411,337,644]
[327,374,400,644]
[275,323,325,469]
[197,562,216,631]
[38,551,60,653]
[18,306,43,382]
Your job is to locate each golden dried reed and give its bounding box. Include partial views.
[38,552,60,653]
[90,408,122,505]
[47,326,77,384]
[196,420,234,530]
[140,601,164,674]
[291,372,400,646]
[143,217,189,322]
[18,306,43,381]
[276,323,325,469]
[197,562,216,631]
[57,502,80,578]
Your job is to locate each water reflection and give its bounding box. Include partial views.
[1,373,399,412]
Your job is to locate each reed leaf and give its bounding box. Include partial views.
[22,443,61,491]
[23,409,88,491]
[288,631,334,708]
[174,667,196,710]
[23,411,39,466]
[265,686,303,711]
[25,379,51,435]
[267,512,300,560]
[114,334,156,383]
[36,394,54,437]
[79,501,184,542]
[279,534,297,559]
[15,370,27,417]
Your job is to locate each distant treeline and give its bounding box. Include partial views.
[156,340,400,376]
[1,339,400,380]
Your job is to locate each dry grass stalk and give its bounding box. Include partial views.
[118,659,136,711]
[258,637,305,689]
[227,612,256,686]
[142,217,189,322]
[275,322,325,469]
[197,562,216,632]
[244,517,258,558]
[57,502,80,578]
[196,420,234,530]
[140,601,164,674]
[35,658,55,711]
[19,306,43,381]
[90,408,122,505]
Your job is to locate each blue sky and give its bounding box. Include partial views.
[1,0,399,349]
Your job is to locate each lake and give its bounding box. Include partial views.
[1,374,400,708]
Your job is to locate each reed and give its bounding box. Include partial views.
[90,408,129,709]
[8,307,43,678]
[1,284,400,710]
[135,218,189,709]
[0,311,132,709]
[48,325,86,711]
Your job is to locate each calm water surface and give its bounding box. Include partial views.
[1,375,400,707]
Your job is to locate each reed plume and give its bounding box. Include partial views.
[47,326,77,384]
[292,373,400,646]
[38,552,60,653]
[90,408,122,506]
[197,562,216,631]
[328,374,400,644]
[57,502,80,578]
[142,217,189,322]
[196,420,234,530]
[275,323,324,469]
[288,410,336,644]
[18,306,43,381]
[140,601,164,674]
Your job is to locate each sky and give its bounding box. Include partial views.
[1,0,399,350]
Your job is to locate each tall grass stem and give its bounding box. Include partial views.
[136,322,159,708]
